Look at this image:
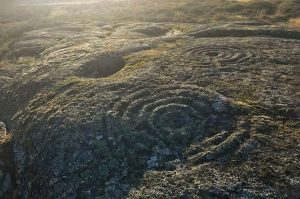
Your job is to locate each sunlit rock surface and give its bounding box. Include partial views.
[0,22,299,198]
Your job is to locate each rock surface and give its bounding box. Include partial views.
[0,122,14,198]
[0,22,299,198]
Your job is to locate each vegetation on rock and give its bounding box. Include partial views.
[0,0,299,198]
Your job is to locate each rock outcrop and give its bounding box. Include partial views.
[0,22,299,198]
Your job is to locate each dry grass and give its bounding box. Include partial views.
[289,17,300,28]
[0,134,12,144]
[0,39,15,55]
[212,13,248,22]
[0,0,298,39]
[16,57,35,65]
[156,13,167,22]
[49,9,68,18]
[0,62,7,68]
[0,57,35,68]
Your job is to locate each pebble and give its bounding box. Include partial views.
[96,135,103,140]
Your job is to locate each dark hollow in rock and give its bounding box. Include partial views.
[205,51,220,57]
[78,55,126,78]
[132,26,168,37]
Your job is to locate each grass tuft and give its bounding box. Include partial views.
[289,17,300,29]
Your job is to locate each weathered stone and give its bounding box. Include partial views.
[0,21,299,198]
[0,172,12,198]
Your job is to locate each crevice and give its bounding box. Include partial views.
[77,55,126,78]
[132,26,168,37]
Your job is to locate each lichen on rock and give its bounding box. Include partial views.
[0,21,299,198]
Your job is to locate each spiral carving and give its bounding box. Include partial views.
[186,45,261,68]
[106,84,250,164]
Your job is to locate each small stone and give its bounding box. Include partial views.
[206,154,213,160]
[147,156,159,169]
[212,102,227,113]
[135,143,147,150]
[151,156,158,161]
[96,135,103,140]
[122,170,128,177]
